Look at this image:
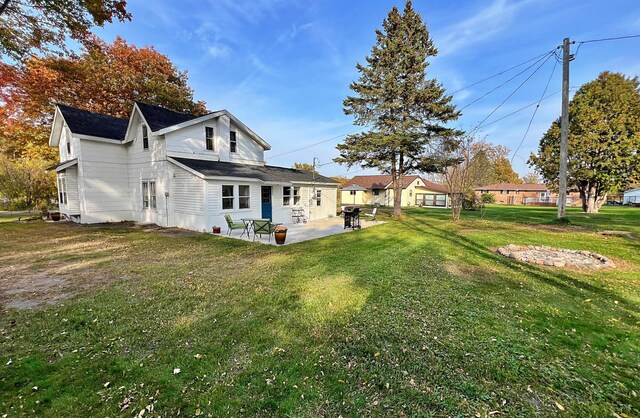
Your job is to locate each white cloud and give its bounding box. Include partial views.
[208,44,230,59]
[435,0,533,56]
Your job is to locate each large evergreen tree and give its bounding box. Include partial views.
[335,1,461,217]
[529,72,640,213]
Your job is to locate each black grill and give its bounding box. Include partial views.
[343,206,361,229]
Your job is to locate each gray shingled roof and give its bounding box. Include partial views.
[171,157,338,184]
[57,105,128,140]
[136,102,199,132]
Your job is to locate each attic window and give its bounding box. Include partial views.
[142,125,149,150]
[66,139,71,154]
[205,126,214,151]
[230,131,237,153]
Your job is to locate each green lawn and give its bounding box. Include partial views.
[1,206,638,417]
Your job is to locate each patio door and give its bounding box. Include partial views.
[261,186,272,220]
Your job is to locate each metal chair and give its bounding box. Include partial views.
[252,219,276,242]
[225,214,246,236]
[364,207,378,222]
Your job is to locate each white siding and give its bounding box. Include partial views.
[271,184,338,224]
[205,180,262,232]
[170,166,206,231]
[77,139,132,223]
[57,124,80,162]
[57,167,80,216]
[128,115,171,226]
[164,115,265,164]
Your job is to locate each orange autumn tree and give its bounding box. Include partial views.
[0,36,207,161]
[0,37,207,208]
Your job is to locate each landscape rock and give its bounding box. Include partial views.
[496,244,615,270]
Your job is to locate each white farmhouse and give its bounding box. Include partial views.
[48,102,338,231]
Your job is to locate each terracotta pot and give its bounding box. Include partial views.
[274,227,287,245]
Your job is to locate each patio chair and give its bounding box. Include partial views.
[225,214,246,236]
[252,219,276,242]
[364,207,378,222]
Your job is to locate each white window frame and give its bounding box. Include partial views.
[230,131,237,153]
[222,185,234,210]
[142,180,156,210]
[58,176,67,205]
[238,185,250,209]
[316,189,322,206]
[142,125,149,150]
[349,190,356,196]
[283,186,300,206]
[205,125,215,151]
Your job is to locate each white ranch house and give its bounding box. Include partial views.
[48,102,338,232]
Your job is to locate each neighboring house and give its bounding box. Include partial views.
[623,188,640,205]
[475,183,579,206]
[48,102,338,231]
[341,175,449,208]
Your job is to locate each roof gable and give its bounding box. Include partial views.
[135,101,198,132]
[54,105,128,141]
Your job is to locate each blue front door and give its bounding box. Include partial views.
[261,186,272,220]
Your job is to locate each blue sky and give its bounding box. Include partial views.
[94,0,640,178]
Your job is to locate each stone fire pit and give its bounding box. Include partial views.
[497,244,615,269]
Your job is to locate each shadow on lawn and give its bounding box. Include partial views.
[403,216,640,326]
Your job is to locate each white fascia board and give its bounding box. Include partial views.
[76,134,124,144]
[48,107,64,147]
[294,181,339,186]
[203,176,265,183]
[123,103,151,144]
[167,157,206,179]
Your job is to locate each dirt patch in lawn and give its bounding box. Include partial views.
[0,265,120,311]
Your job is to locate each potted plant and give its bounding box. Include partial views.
[274,225,288,245]
[212,226,221,234]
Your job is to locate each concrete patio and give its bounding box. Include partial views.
[219,216,384,245]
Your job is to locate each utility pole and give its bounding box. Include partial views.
[557,37,571,219]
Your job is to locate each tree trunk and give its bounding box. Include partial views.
[451,192,463,221]
[391,152,403,218]
[582,184,603,213]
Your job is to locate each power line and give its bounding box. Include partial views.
[449,50,555,95]
[578,34,640,44]
[268,127,364,159]
[467,52,554,137]
[475,88,563,129]
[458,51,554,111]
[511,57,558,163]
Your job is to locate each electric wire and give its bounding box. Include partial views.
[578,34,640,44]
[449,50,555,95]
[511,57,558,163]
[267,127,364,159]
[467,52,555,137]
[458,51,554,111]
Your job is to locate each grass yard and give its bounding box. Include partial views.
[1,206,639,417]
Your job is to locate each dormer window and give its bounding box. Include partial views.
[230,131,237,153]
[142,125,149,150]
[205,126,214,151]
